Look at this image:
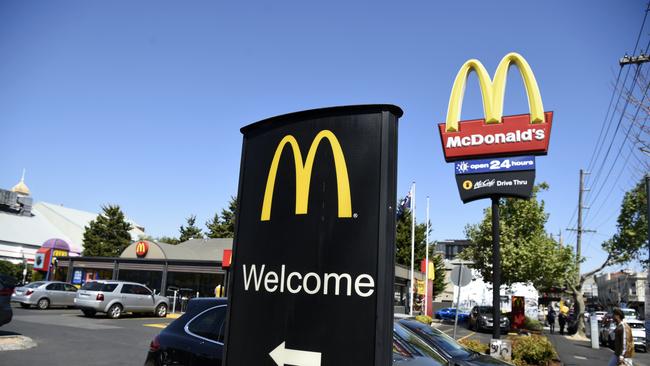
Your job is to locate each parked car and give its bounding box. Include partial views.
[144,298,447,366]
[399,318,511,366]
[467,306,509,332]
[434,308,469,322]
[74,280,169,319]
[0,274,16,327]
[11,281,78,309]
[621,308,638,320]
[627,319,647,352]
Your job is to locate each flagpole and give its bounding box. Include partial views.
[425,195,430,317]
[410,182,416,316]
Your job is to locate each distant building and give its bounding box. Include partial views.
[596,270,646,314]
[0,174,145,264]
[436,239,472,260]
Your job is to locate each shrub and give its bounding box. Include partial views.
[415,315,433,325]
[511,335,557,366]
[523,317,543,331]
[459,338,489,354]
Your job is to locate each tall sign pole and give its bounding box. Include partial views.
[425,195,430,317]
[437,52,553,357]
[491,197,501,339]
[645,174,650,348]
[409,182,416,316]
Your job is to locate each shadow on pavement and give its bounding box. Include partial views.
[0,330,21,336]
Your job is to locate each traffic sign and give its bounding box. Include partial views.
[223,105,402,366]
[450,265,472,287]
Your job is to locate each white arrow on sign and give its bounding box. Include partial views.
[269,341,322,366]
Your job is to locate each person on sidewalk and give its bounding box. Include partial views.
[608,308,634,366]
[547,306,556,334]
[558,310,567,335]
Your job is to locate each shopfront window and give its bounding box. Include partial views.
[117,270,163,294]
[166,272,224,299]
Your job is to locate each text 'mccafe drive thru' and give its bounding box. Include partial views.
[223,105,402,366]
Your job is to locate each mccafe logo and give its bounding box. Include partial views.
[260,130,352,221]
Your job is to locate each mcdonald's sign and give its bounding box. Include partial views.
[135,241,148,258]
[260,130,352,221]
[438,53,553,162]
[224,105,401,366]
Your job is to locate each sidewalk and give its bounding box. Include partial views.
[546,331,649,366]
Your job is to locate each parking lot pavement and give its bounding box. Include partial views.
[0,304,172,366]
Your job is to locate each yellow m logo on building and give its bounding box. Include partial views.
[445,52,545,132]
[260,130,352,221]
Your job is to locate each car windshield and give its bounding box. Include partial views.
[478,306,493,314]
[401,320,473,358]
[393,323,446,363]
[622,310,636,318]
[24,282,45,288]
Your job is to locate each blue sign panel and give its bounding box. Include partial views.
[72,269,83,284]
[455,156,535,175]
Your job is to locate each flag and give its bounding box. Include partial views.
[399,190,412,212]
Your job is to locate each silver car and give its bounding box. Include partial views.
[11,281,78,309]
[74,280,169,319]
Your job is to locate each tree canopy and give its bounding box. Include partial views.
[459,184,576,290]
[82,205,133,257]
[395,198,446,297]
[179,215,204,242]
[206,196,237,238]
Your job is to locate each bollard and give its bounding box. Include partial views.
[172,290,177,314]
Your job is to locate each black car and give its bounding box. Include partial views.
[145,298,446,366]
[467,306,510,332]
[399,319,511,366]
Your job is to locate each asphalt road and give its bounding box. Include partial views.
[1,304,169,366]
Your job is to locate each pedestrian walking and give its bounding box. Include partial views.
[558,311,567,335]
[547,307,556,334]
[608,308,634,366]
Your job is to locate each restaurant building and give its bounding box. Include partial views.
[56,238,232,298]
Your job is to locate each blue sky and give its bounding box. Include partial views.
[2,0,647,272]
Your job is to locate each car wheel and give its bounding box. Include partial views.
[82,309,96,317]
[107,304,122,319]
[155,303,167,318]
[37,298,50,310]
[19,303,30,309]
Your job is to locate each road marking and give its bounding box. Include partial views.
[269,341,321,366]
[458,332,475,342]
[143,323,169,329]
[574,356,587,360]
[166,313,182,319]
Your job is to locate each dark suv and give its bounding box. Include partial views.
[467,306,510,332]
[145,298,446,366]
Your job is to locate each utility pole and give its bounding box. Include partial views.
[567,169,596,281]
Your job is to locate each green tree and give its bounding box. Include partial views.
[568,177,649,335]
[460,184,576,290]
[156,236,181,245]
[82,205,133,257]
[430,252,447,300]
[179,215,204,242]
[206,196,237,238]
[395,203,427,267]
[0,260,21,280]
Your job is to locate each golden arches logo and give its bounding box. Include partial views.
[445,52,545,132]
[135,241,148,257]
[261,130,352,221]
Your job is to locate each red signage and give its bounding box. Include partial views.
[438,112,553,162]
[135,241,149,258]
[222,249,232,269]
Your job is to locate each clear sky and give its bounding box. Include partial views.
[2,0,647,273]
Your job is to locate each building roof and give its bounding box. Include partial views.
[121,238,233,261]
[0,201,146,254]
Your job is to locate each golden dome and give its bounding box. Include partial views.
[11,170,30,196]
